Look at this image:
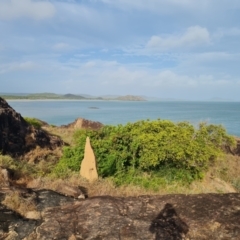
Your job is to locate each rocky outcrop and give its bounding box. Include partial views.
[0,189,76,239]
[233,138,240,155]
[0,203,39,240]
[54,183,86,199]
[80,137,98,182]
[224,137,240,156]
[33,193,240,240]
[0,97,63,156]
[0,191,240,240]
[61,118,103,130]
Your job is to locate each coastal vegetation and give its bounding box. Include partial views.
[0,95,239,196]
[1,101,239,240]
[24,117,45,129]
[53,119,236,190]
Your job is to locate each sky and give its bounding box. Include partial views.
[0,0,240,100]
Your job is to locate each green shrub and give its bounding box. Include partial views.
[53,119,235,187]
[24,117,43,128]
[0,154,16,169]
[0,154,39,178]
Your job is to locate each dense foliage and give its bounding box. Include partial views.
[24,117,43,129]
[53,120,235,188]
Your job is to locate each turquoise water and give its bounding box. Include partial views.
[8,100,240,137]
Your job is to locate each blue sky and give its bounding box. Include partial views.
[0,0,240,100]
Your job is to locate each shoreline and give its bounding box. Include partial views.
[5,98,240,103]
[6,99,146,102]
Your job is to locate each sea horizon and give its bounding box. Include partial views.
[6,99,240,137]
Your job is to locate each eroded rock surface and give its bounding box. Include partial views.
[54,183,86,199]
[0,97,63,156]
[1,192,239,240]
[34,193,240,240]
[0,203,39,240]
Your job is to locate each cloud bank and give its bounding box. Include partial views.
[0,0,240,100]
[146,26,210,51]
[0,0,55,20]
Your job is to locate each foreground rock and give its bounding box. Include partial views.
[0,191,240,239]
[0,203,38,240]
[0,97,63,156]
[0,189,76,239]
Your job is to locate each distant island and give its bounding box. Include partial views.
[0,93,146,101]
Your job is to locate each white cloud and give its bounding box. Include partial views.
[151,71,230,88]
[193,52,238,62]
[53,43,70,51]
[0,0,55,20]
[100,0,207,12]
[0,61,37,74]
[213,27,240,39]
[173,51,240,76]
[2,57,239,99]
[99,0,240,14]
[56,59,235,90]
[146,26,210,51]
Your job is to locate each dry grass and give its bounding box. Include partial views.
[2,191,37,216]
[23,146,62,164]
[25,162,238,198]
[1,133,239,198]
[0,154,15,168]
[26,175,161,197]
[43,125,76,145]
[1,154,238,198]
[3,154,238,221]
[208,154,240,191]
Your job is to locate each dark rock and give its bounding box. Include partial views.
[54,183,87,199]
[0,97,63,156]
[149,203,189,240]
[35,189,76,212]
[233,138,240,155]
[34,193,240,240]
[0,192,240,239]
[0,203,39,240]
[0,188,76,212]
[223,137,240,156]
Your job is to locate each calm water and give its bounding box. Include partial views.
[8,100,240,137]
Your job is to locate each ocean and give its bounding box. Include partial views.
[7,100,240,137]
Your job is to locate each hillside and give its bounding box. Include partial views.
[0,93,147,101]
[115,95,146,101]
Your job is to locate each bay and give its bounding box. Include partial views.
[7,100,240,137]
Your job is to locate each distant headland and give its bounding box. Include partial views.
[0,93,146,101]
